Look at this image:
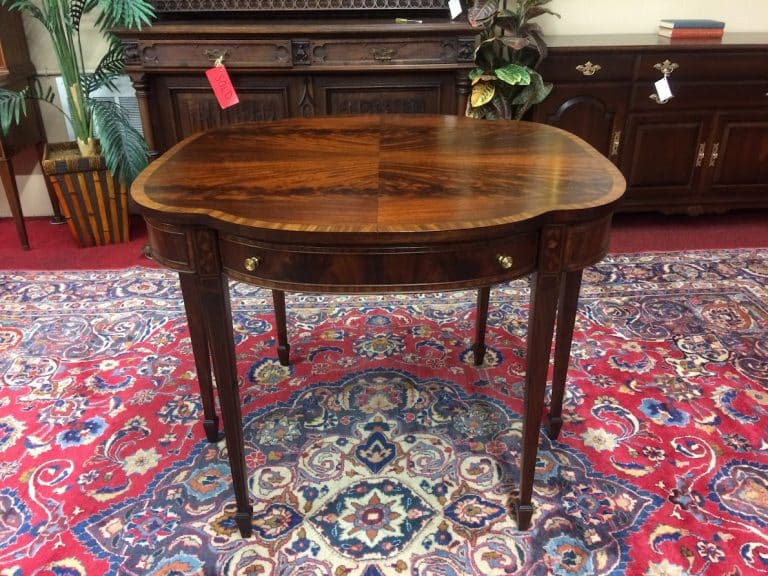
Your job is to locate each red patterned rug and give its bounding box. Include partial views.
[0,249,766,575]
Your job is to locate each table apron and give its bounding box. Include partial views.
[144,214,613,291]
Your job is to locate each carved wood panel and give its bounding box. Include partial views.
[315,73,453,115]
[152,76,297,148]
[149,0,449,14]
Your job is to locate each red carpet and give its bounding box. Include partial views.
[0,251,766,574]
[1,210,766,270]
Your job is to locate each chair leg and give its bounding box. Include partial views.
[473,286,490,365]
[272,289,290,366]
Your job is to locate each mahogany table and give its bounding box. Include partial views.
[131,114,625,538]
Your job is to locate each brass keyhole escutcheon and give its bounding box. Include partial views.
[244,256,261,271]
[497,254,514,270]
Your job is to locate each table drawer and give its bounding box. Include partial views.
[138,40,292,68]
[220,234,538,290]
[309,38,458,66]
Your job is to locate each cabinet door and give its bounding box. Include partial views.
[619,111,713,211]
[702,111,768,205]
[532,84,628,163]
[149,75,301,151]
[312,73,457,116]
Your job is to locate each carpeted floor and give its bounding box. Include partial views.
[0,249,766,574]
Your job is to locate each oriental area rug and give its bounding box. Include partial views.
[0,249,766,576]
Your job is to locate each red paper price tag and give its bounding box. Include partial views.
[205,65,239,109]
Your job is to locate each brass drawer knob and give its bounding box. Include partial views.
[497,254,514,270]
[244,256,261,271]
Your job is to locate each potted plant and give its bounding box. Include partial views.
[466,0,559,120]
[0,0,154,247]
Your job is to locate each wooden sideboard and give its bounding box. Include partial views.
[116,20,768,215]
[115,17,476,155]
[534,33,768,215]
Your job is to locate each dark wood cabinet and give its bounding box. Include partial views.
[534,34,768,214]
[118,19,767,215]
[115,15,476,156]
[532,84,628,163]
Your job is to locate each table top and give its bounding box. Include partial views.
[131,114,625,239]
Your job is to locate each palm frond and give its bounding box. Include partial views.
[6,0,45,23]
[94,0,155,32]
[91,99,149,185]
[69,0,88,31]
[0,81,60,134]
[0,88,29,135]
[83,39,125,94]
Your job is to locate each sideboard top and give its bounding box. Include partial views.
[544,32,768,51]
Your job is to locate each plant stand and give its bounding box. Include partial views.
[42,142,130,247]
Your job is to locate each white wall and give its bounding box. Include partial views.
[538,0,767,35]
[2,0,767,218]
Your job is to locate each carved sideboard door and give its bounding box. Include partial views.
[116,16,476,155]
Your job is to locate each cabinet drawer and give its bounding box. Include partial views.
[539,53,635,82]
[220,234,538,291]
[636,51,768,81]
[630,82,768,110]
[138,41,292,68]
[309,38,457,67]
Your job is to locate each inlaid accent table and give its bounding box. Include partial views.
[131,114,626,537]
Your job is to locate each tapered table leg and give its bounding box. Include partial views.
[473,287,490,366]
[516,271,559,530]
[547,269,583,440]
[178,273,221,443]
[272,289,290,366]
[199,273,252,537]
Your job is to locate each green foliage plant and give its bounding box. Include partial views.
[0,0,154,185]
[466,0,559,120]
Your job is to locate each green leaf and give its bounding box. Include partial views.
[510,72,553,118]
[91,99,149,185]
[95,0,156,32]
[0,88,29,135]
[84,39,125,94]
[490,91,512,119]
[7,0,45,22]
[468,68,486,81]
[494,63,531,86]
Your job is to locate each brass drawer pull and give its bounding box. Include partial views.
[576,61,602,76]
[497,254,514,270]
[204,49,230,66]
[709,142,720,167]
[695,142,706,167]
[649,94,673,105]
[654,59,679,77]
[244,256,261,271]
[610,130,622,157]
[372,48,395,62]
